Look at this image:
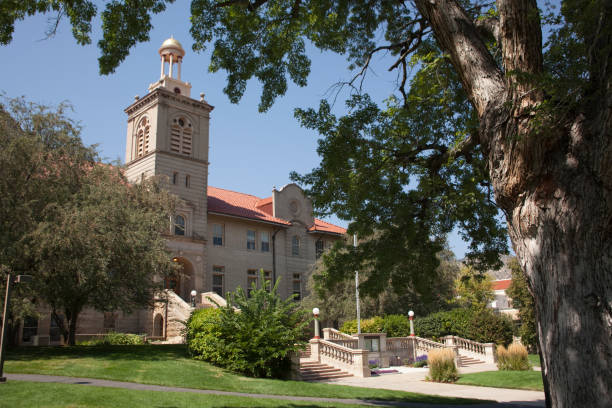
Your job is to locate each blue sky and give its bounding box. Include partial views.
[0,4,485,259]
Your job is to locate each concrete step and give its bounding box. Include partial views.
[458,356,486,365]
[299,361,353,381]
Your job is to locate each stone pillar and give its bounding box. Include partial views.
[322,328,332,340]
[351,349,371,378]
[484,343,497,363]
[309,338,320,362]
[443,335,456,346]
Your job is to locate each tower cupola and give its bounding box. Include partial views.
[149,36,192,97]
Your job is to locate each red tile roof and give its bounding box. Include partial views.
[208,186,290,225]
[207,187,346,235]
[308,218,347,235]
[492,279,512,291]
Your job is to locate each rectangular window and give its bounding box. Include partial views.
[292,273,301,301]
[316,239,324,259]
[185,174,191,188]
[261,231,270,252]
[263,270,272,292]
[364,337,380,352]
[246,230,256,250]
[213,223,224,246]
[247,269,258,297]
[49,314,64,342]
[172,172,178,185]
[103,312,117,331]
[22,316,38,343]
[292,236,300,256]
[213,266,224,297]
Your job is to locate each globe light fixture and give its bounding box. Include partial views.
[408,310,415,337]
[312,307,320,339]
[190,290,197,307]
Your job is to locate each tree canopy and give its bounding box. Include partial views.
[0,98,178,345]
[3,0,611,405]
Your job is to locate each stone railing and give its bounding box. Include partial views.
[309,338,370,377]
[322,328,359,349]
[414,336,446,353]
[444,335,496,363]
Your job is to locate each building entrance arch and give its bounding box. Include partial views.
[166,256,195,301]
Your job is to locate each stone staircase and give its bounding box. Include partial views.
[299,344,311,358]
[458,355,486,366]
[299,361,353,381]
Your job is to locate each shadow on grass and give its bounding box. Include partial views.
[6,344,189,362]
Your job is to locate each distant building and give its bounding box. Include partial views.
[18,38,345,345]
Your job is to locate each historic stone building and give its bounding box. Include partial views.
[17,38,345,345]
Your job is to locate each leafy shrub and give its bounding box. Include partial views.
[466,309,514,345]
[341,314,409,336]
[186,274,308,379]
[382,314,410,337]
[427,348,458,382]
[415,308,513,345]
[79,331,146,345]
[497,343,531,371]
[368,359,380,369]
[340,316,384,334]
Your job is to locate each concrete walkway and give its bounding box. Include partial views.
[6,372,544,408]
[322,364,545,408]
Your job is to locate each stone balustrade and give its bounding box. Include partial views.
[444,335,496,363]
[309,338,370,377]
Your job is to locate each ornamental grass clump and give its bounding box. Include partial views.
[427,348,458,383]
[497,343,531,371]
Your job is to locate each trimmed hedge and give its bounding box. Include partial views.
[78,331,146,345]
[340,308,513,345]
[415,308,513,345]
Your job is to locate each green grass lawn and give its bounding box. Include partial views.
[528,354,541,367]
[456,370,544,391]
[0,381,365,408]
[5,345,486,405]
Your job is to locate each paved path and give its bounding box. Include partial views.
[6,373,543,408]
[322,365,544,408]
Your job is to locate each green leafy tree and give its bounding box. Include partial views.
[3,1,611,405]
[0,98,177,346]
[30,166,177,345]
[453,266,494,312]
[0,97,96,344]
[187,273,309,378]
[507,257,538,353]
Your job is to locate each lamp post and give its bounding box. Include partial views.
[312,307,320,339]
[190,290,197,307]
[408,310,415,336]
[408,310,416,363]
[353,234,361,334]
[1,274,32,383]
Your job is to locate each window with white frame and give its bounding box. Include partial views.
[213,223,224,246]
[261,231,270,252]
[212,266,224,297]
[316,239,324,258]
[247,269,258,297]
[292,235,300,256]
[21,316,38,343]
[246,230,256,250]
[292,273,301,301]
[174,215,186,236]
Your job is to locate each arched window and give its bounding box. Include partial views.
[170,116,193,156]
[292,235,300,256]
[174,215,185,236]
[136,116,150,158]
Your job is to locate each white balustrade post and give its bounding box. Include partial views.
[352,349,371,378]
[309,338,320,362]
[484,343,497,363]
[443,335,456,347]
[322,328,331,340]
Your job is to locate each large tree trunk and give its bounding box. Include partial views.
[415,0,612,406]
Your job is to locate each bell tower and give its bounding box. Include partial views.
[124,37,213,292]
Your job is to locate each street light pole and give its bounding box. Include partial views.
[0,274,32,383]
[0,274,12,383]
[354,234,360,334]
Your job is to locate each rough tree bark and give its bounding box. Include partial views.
[415,1,611,407]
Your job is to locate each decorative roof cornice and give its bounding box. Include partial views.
[124,88,214,116]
